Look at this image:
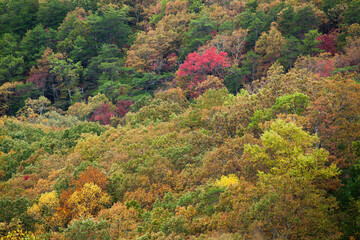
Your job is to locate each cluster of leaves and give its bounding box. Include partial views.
[176,46,230,98]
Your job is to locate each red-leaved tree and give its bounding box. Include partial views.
[314,59,335,77]
[90,100,134,126]
[90,103,114,125]
[316,29,339,55]
[115,99,134,117]
[176,46,230,98]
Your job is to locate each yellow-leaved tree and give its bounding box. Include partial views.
[68,182,111,219]
[215,174,240,188]
[243,119,340,239]
[27,191,59,232]
[214,119,341,239]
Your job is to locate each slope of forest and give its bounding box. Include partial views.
[0,0,360,239]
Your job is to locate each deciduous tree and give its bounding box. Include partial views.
[176,47,230,98]
[68,183,111,219]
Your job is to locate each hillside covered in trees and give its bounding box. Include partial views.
[1,0,360,239]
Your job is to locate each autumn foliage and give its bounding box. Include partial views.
[176,46,230,98]
[90,103,114,125]
[1,0,360,239]
[89,99,134,125]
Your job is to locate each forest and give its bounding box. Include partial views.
[0,0,360,239]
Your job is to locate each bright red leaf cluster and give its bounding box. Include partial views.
[115,99,134,118]
[177,47,230,98]
[316,30,338,55]
[90,103,114,125]
[90,100,134,125]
